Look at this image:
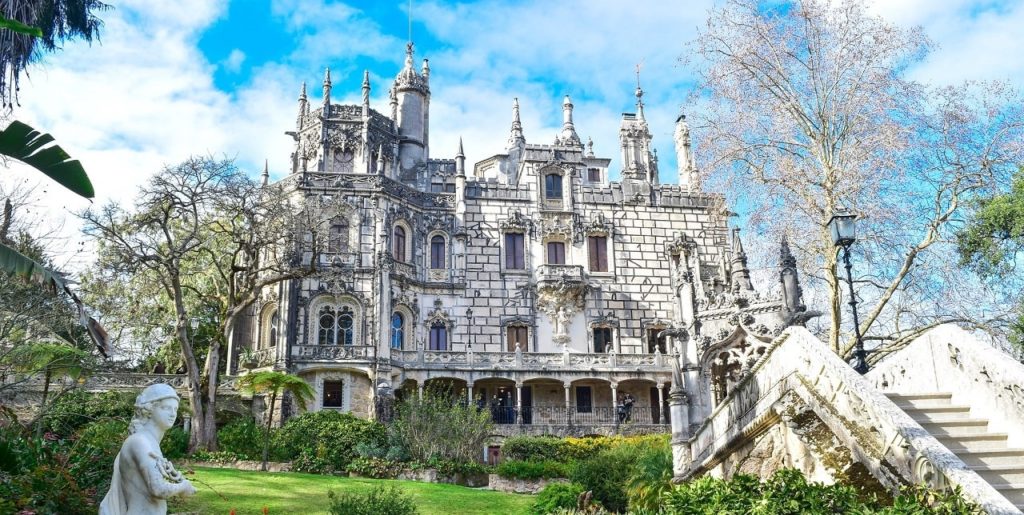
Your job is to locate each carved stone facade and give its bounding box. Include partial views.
[228,43,798,441]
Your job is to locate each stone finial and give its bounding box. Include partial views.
[422,58,430,80]
[586,137,595,158]
[261,160,269,186]
[361,69,371,111]
[558,95,581,146]
[296,81,309,127]
[322,68,332,117]
[455,137,466,176]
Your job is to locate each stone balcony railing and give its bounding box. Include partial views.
[0,372,241,394]
[535,264,585,286]
[293,344,375,363]
[390,348,671,372]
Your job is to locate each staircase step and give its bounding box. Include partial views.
[934,433,1009,452]
[919,419,990,436]
[949,448,1024,467]
[971,465,1024,485]
[990,484,1024,506]
[886,392,954,408]
[901,405,973,421]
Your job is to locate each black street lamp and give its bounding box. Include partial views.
[828,210,868,374]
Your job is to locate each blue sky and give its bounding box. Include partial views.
[8,0,1024,269]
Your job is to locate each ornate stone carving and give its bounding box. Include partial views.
[500,208,534,235]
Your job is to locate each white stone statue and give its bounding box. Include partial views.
[100,383,196,515]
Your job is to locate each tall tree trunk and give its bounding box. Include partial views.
[169,273,209,452]
[263,391,277,472]
[35,368,51,438]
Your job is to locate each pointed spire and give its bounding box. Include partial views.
[322,68,332,116]
[557,95,581,146]
[455,137,466,176]
[261,160,270,186]
[296,81,309,127]
[508,97,525,148]
[780,235,796,269]
[377,143,385,174]
[731,228,754,292]
[635,66,646,121]
[362,70,370,107]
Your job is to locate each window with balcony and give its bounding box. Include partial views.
[504,233,525,269]
[430,235,446,269]
[328,222,348,253]
[546,241,566,265]
[588,235,608,272]
[318,306,354,346]
[323,380,343,408]
[544,173,562,199]
[593,327,612,353]
[429,322,448,351]
[393,226,407,262]
[507,325,528,352]
[647,328,667,354]
[391,313,404,349]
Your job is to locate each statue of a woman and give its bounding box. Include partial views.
[100,383,196,515]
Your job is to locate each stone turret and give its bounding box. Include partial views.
[619,84,657,185]
[394,42,430,175]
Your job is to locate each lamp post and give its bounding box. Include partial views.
[828,210,868,374]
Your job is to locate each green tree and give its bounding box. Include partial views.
[0,0,110,107]
[690,0,1024,357]
[3,341,95,436]
[957,169,1024,352]
[237,370,314,471]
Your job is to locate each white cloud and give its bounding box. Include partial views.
[223,49,246,73]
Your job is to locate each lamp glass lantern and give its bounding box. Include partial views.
[828,211,857,247]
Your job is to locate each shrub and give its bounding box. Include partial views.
[531,482,585,515]
[189,450,243,463]
[346,456,405,479]
[327,484,418,515]
[162,426,189,459]
[42,389,135,437]
[569,444,637,513]
[217,418,264,460]
[272,410,387,473]
[496,459,568,480]
[626,436,673,512]
[390,389,492,464]
[502,435,566,462]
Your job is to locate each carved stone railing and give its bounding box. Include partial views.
[2,373,241,395]
[683,326,1020,514]
[390,348,669,372]
[293,345,374,362]
[535,264,585,286]
[867,325,1024,447]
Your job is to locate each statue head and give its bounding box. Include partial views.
[129,384,181,434]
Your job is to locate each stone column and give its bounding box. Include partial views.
[656,383,665,424]
[669,387,691,477]
[564,382,573,426]
[417,381,424,400]
[610,382,618,426]
[515,382,523,424]
[466,381,474,407]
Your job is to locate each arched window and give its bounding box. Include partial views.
[391,312,405,349]
[429,322,448,351]
[328,222,348,253]
[269,310,279,347]
[545,173,562,199]
[430,235,445,269]
[318,306,355,345]
[393,226,407,262]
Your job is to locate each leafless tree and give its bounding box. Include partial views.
[80,156,324,451]
[689,0,1024,356]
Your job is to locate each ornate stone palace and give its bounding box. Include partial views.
[229,43,805,437]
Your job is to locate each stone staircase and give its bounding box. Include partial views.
[887,392,1024,512]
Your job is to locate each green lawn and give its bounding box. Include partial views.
[169,466,535,515]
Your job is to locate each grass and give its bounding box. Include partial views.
[169,466,535,515]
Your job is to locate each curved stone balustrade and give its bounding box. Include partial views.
[388,349,670,372]
[293,344,374,362]
[681,326,1020,514]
